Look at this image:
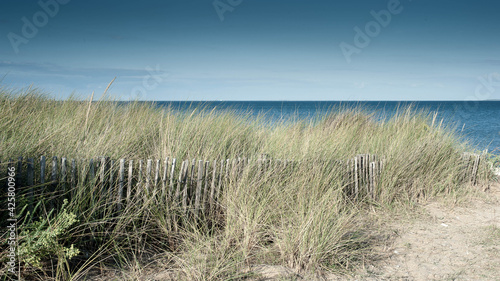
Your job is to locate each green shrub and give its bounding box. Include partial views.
[18,199,80,269]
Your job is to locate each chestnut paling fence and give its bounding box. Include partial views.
[1,153,485,221]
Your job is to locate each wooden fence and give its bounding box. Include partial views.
[1,153,485,218]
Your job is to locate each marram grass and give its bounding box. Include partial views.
[0,86,494,280]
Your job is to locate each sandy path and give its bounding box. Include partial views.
[354,182,500,281]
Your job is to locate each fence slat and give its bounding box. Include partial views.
[27,158,34,187]
[173,159,185,231]
[99,157,109,216]
[40,156,46,185]
[359,155,363,189]
[109,159,115,191]
[194,160,204,218]
[182,160,191,216]
[27,158,34,212]
[182,160,195,216]
[138,160,144,197]
[146,159,152,195]
[154,159,160,192]
[189,159,196,203]
[175,160,186,202]
[162,157,169,199]
[215,159,225,212]
[89,158,95,182]
[169,158,176,199]
[344,159,350,193]
[50,156,58,209]
[209,160,218,214]
[51,156,58,183]
[127,160,133,202]
[61,158,67,190]
[51,156,58,198]
[365,154,370,193]
[232,158,238,178]
[354,156,359,200]
[71,159,76,191]
[202,160,210,215]
[369,162,375,200]
[118,159,125,211]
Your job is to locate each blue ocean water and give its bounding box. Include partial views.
[156,101,500,155]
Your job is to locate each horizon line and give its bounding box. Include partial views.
[110,99,500,102]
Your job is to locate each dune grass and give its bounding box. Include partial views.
[0,85,494,280]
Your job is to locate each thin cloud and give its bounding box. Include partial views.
[476,59,500,66]
[0,61,169,80]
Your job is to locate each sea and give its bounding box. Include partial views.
[154,101,500,155]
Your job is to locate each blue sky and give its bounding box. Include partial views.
[1,0,500,100]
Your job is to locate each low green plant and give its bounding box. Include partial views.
[18,199,80,269]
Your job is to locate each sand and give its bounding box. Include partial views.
[355,182,500,281]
